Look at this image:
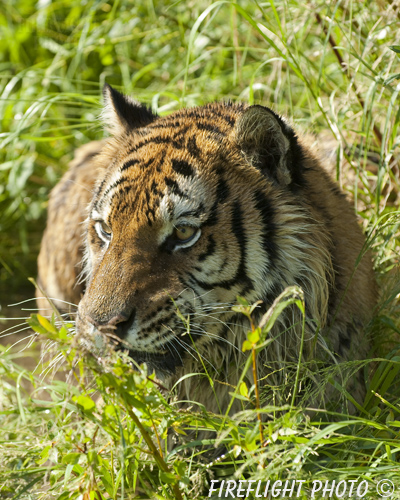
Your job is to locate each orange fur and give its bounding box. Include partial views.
[37,88,377,414]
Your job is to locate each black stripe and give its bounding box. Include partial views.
[171,125,190,148]
[128,137,167,154]
[109,185,134,215]
[120,159,140,172]
[148,108,237,128]
[101,176,131,200]
[147,120,183,130]
[150,312,175,332]
[231,201,252,289]
[94,176,108,199]
[216,175,229,203]
[186,267,253,293]
[196,122,225,135]
[198,235,216,262]
[140,157,157,170]
[187,135,201,158]
[204,176,230,227]
[185,272,218,291]
[185,201,254,292]
[171,159,194,178]
[216,324,231,342]
[151,180,160,193]
[253,190,278,265]
[177,275,196,292]
[146,207,155,225]
[127,135,183,154]
[109,184,132,204]
[178,204,204,219]
[118,201,131,214]
[205,109,236,126]
[164,177,188,199]
[183,107,238,126]
[142,306,163,324]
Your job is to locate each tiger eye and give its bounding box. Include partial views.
[102,221,112,234]
[101,221,111,235]
[95,220,112,240]
[174,225,196,242]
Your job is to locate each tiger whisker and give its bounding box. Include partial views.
[5,333,37,352]
[177,326,240,353]
[35,297,79,309]
[0,323,34,336]
[172,337,218,372]
[161,332,185,365]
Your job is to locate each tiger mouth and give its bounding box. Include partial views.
[88,327,184,376]
[98,325,200,377]
[79,303,211,377]
[122,347,184,377]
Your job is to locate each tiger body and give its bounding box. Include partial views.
[37,85,377,413]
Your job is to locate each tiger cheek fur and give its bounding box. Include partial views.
[37,84,377,414]
[76,136,272,377]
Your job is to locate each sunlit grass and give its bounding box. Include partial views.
[1,290,400,498]
[0,0,399,498]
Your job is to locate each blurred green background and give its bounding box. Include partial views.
[0,0,399,310]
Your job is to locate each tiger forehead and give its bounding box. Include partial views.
[93,143,218,226]
[93,104,242,220]
[119,103,241,167]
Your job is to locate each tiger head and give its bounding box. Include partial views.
[76,84,331,378]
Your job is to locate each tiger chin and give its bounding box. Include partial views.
[37,83,377,416]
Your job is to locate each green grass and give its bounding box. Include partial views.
[1,295,400,499]
[0,0,399,498]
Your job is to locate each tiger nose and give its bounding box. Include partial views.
[86,312,129,328]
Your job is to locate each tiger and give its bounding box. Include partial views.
[36,84,377,415]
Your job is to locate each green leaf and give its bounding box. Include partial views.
[58,326,70,340]
[99,466,115,497]
[239,381,249,398]
[28,314,49,334]
[104,405,117,418]
[249,300,263,315]
[242,340,253,352]
[57,492,77,500]
[236,296,249,306]
[37,314,58,334]
[37,445,51,465]
[173,460,187,477]
[62,453,81,465]
[76,395,96,413]
[247,328,260,344]
[50,470,63,486]
[73,464,84,475]
[124,395,147,412]
[159,471,178,484]
[87,450,100,465]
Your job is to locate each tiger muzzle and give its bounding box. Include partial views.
[77,294,137,342]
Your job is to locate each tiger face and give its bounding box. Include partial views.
[77,85,333,378]
[38,83,376,409]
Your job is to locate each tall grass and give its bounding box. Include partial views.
[0,0,399,498]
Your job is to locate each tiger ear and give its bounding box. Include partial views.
[233,105,302,186]
[102,83,157,136]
